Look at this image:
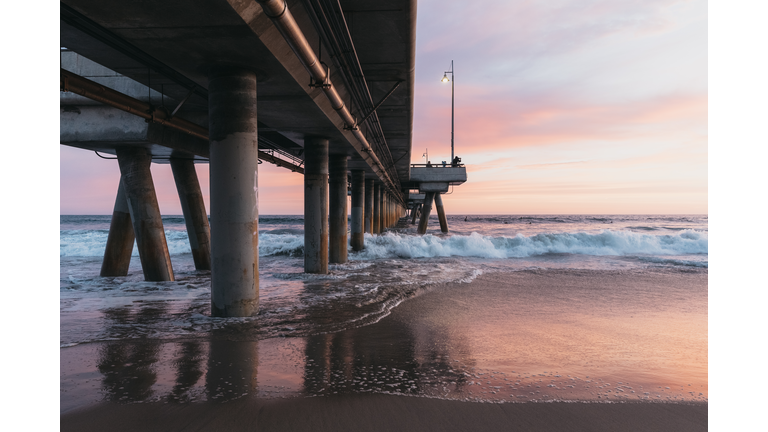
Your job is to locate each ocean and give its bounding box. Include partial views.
[60,214,708,411]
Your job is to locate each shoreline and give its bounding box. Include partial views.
[61,267,707,429]
[61,393,707,432]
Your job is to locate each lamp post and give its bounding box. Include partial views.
[441,60,454,162]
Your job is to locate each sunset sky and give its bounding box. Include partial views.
[59,0,708,215]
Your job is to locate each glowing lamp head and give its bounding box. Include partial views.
[441,74,449,83]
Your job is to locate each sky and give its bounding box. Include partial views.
[59,0,708,215]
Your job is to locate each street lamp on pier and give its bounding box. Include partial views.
[441,60,454,162]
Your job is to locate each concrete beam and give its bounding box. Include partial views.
[208,67,259,317]
[329,155,348,264]
[115,147,174,281]
[171,158,211,271]
[350,170,365,251]
[100,177,135,277]
[304,137,329,273]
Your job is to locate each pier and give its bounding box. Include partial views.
[60,0,467,316]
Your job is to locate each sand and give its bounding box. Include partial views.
[61,394,707,432]
[61,268,708,430]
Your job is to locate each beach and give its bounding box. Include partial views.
[61,215,707,430]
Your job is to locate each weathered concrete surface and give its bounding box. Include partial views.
[208,67,259,317]
[329,155,348,264]
[410,203,420,225]
[115,147,174,281]
[410,166,467,183]
[304,137,329,274]
[417,192,435,235]
[170,158,211,271]
[434,192,448,233]
[364,179,374,234]
[373,183,381,234]
[351,170,365,251]
[100,178,135,277]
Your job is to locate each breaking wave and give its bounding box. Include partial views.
[60,229,707,260]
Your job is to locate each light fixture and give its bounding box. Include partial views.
[441,61,455,161]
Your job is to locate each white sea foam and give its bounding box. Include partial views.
[353,230,707,259]
[60,228,707,260]
[60,230,192,257]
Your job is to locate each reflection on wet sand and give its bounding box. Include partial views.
[96,305,165,402]
[62,268,707,413]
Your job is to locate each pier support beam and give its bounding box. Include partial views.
[304,137,329,273]
[410,203,420,225]
[434,192,449,233]
[373,183,381,234]
[417,192,435,235]
[208,67,259,317]
[329,155,348,264]
[378,188,385,233]
[100,177,135,277]
[116,147,174,281]
[364,179,374,234]
[171,158,211,270]
[350,170,365,251]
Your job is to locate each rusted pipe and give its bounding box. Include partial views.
[61,68,304,174]
[255,0,401,201]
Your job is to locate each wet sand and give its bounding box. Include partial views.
[61,268,707,430]
[61,394,707,432]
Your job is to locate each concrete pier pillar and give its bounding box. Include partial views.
[350,170,365,251]
[373,183,381,234]
[417,192,435,235]
[378,189,385,232]
[171,158,211,270]
[410,203,419,225]
[364,179,374,234]
[434,192,449,233]
[329,155,348,264]
[208,67,259,317]
[100,177,135,277]
[304,137,329,273]
[383,193,388,228]
[115,147,174,281]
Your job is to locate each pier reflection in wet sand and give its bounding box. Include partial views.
[61,268,707,413]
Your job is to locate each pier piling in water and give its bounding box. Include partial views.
[351,170,365,251]
[329,155,348,264]
[171,158,211,270]
[304,137,329,273]
[364,179,374,234]
[417,192,435,235]
[116,147,174,281]
[208,67,259,317]
[100,177,135,277]
[373,183,381,234]
[435,192,449,233]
